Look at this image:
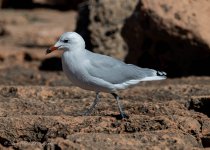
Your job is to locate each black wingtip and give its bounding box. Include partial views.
[157,71,167,76]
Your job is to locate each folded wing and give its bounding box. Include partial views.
[85,50,166,85]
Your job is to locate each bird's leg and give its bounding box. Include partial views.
[111,93,127,119]
[84,92,100,115]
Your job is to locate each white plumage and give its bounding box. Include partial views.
[46,32,166,118]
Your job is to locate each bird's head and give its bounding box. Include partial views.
[46,32,85,54]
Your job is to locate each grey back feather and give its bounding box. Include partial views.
[85,50,157,84]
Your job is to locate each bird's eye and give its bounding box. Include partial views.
[63,39,69,43]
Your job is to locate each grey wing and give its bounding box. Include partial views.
[85,50,157,84]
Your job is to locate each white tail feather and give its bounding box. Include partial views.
[140,76,166,81]
[114,75,166,90]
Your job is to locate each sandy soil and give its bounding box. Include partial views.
[0,9,210,149]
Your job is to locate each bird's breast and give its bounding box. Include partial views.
[61,51,116,93]
[61,52,91,88]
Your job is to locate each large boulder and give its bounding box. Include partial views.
[122,0,210,77]
[77,0,210,77]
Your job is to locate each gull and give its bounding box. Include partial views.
[46,32,166,118]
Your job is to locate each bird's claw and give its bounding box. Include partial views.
[120,113,129,119]
[82,109,92,116]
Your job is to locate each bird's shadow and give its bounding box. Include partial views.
[73,111,129,120]
[108,114,129,120]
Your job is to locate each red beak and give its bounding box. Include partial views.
[46,46,58,54]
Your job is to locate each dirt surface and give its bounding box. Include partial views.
[0,9,210,150]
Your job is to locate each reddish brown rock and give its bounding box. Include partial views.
[0,5,210,150]
[0,82,209,149]
[122,0,210,77]
[0,10,76,48]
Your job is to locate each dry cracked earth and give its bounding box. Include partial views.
[0,9,210,150]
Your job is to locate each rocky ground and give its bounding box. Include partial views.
[0,9,210,150]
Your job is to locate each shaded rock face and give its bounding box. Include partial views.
[76,0,139,59]
[122,0,210,77]
[0,0,85,10]
[0,24,8,36]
